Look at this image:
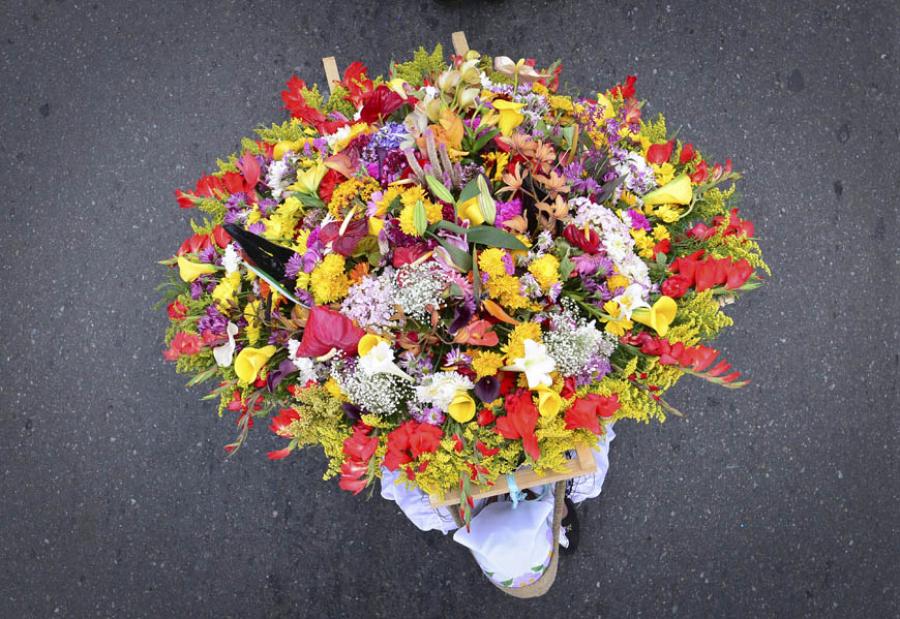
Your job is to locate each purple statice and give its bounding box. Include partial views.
[576,355,613,387]
[625,208,652,231]
[495,197,522,227]
[247,221,266,235]
[257,198,278,217]
[562,161,601,195]
[198,305,228,336]
[411,406,445,426]
[190,280,204,300]
[284,253,304,279]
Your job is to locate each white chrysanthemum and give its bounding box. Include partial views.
[415,371,474,411]
[266,159,293,200]
[222,243,241,274]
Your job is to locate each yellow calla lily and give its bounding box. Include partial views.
[177,256,218,282]
[448,390,476,423]
[458,196,485,225]
[535,386,562,419]
[273,139,309,160]
[631,296,678,337]
[234,345,276,384]
[358,333,387,357]
[642,174,693,206]
[492,100,526,136]
[288,161,327,195]
[387,78,408,96]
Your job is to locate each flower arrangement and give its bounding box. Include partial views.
[161,43,768,522]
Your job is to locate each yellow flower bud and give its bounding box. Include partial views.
[177,256,217,282]
[358,333,387,357]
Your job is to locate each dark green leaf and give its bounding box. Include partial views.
[425,174,455,203]
[466,225,528,250]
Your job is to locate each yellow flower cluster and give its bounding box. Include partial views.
[528,254,560,291]
[470,350,506,378]
[398,186,443,236]
[328,177,380,218]
[310,254,350,304]
[503,322,542,362]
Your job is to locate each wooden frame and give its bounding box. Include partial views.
[429,442,598,507]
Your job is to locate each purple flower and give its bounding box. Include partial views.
[626,209,652,231]
[474,376,500,404]
[412,407,445,426]
[198,305,227,336]
[247,221,265,235]
[495,198,522,226]
[284,253,304,279]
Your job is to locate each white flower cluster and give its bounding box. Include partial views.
[333,361,412,417]
[415,371,474,411]
[393,263,448,321]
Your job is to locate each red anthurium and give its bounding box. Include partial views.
[295,306,365,358]
[359,85,407,123]
[563,223,601,253]
[318,218,369,256]
[646,140,675,165]
[392,244,430,268]
[495,389,540,461]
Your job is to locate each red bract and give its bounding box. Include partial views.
[646,140,674,165]
[563,223,601,253]
[690,160,709,184]
[495,389,540,461]
[610,75,637,99]
[294,306,365,358]
[281,75,328,127]
[392,244,430,267]
[632,334,749,387]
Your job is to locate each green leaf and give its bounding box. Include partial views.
[430,220,468,236]
[466,225,527,250]
[412,200,428,236]
[472,246,481,301]
[185,366,218,387]
[427,232,472,271]
[243,262,307,307]
[559,254,575,280]
[297,192,326,209]
[470,128,500,153]
[425,174,455,204]
[457,177,481,205]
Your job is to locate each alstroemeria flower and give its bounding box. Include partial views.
[492,56,548,83]
[358,340,413,381]
[506,339,556,390]
[632,296,678,337]
[492,100,526,136]
[234,345,276,384]
[288,161,327,195]
[176,256,217,282]
[212,321,239,367]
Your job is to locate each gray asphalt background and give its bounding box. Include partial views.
[2,1,899,617]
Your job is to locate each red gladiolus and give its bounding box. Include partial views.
[343,423,379,462]
[563,223,601,253]
[167,300,188,320]
[237,153,261,189]
[690,160,709,184]
[163,332,203,361]
[661,274,691,299]
[680,143,695,164]
[339,424,378,494]
[317,168,344,204]
[476,408,496,426]
[669,251,754,293]
[281,75,328,127]
[269,408,301,438]
[476,441,500,458]
[495,389,540,461]
[340,62,374,107]
[384,420,443,471]
[497,371,518,396]
[646,140,675,165]
[564,394,620,434]
[294,306,365,358]
[560,376,578,399]
[652,238,671,259]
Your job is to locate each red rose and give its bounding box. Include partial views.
[661,274,691,299]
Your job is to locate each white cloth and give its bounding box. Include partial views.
[452,487,555,587]
[568,422,616,504]
[379,468,461,534]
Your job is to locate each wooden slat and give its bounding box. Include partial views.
[322,56,340,95]
[429,443,597,507]
[451,31,469,56]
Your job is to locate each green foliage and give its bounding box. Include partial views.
[256,121,309,143]
[640,113,668,143]
[691,185,732,221]
[198,197,226,223]
[300,84,325,109]
[325,84,356,118]
[290,387,354,479]
[392,44,446,85]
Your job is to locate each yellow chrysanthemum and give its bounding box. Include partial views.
[211,271,241,309]
[652,204,684,223]
[481,151,510,182]
[528,254,560,291]
[606,274,630,292]
[619,191,638,207]
[652,224,670,242]
[548,95,574,113]
[324,377,346,401]
[631,229,656,259]
[328,177,380,219]
[504,322,543,363]
[398,192,443,237]
[310,254,350,304]
[374,185,405,217]
[478,248,509,278]
[294,228,310,254]
[484,274,529,310]
[470,350,506,378]
[653,162,676,186]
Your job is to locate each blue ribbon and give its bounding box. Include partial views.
[506,474,526,509]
